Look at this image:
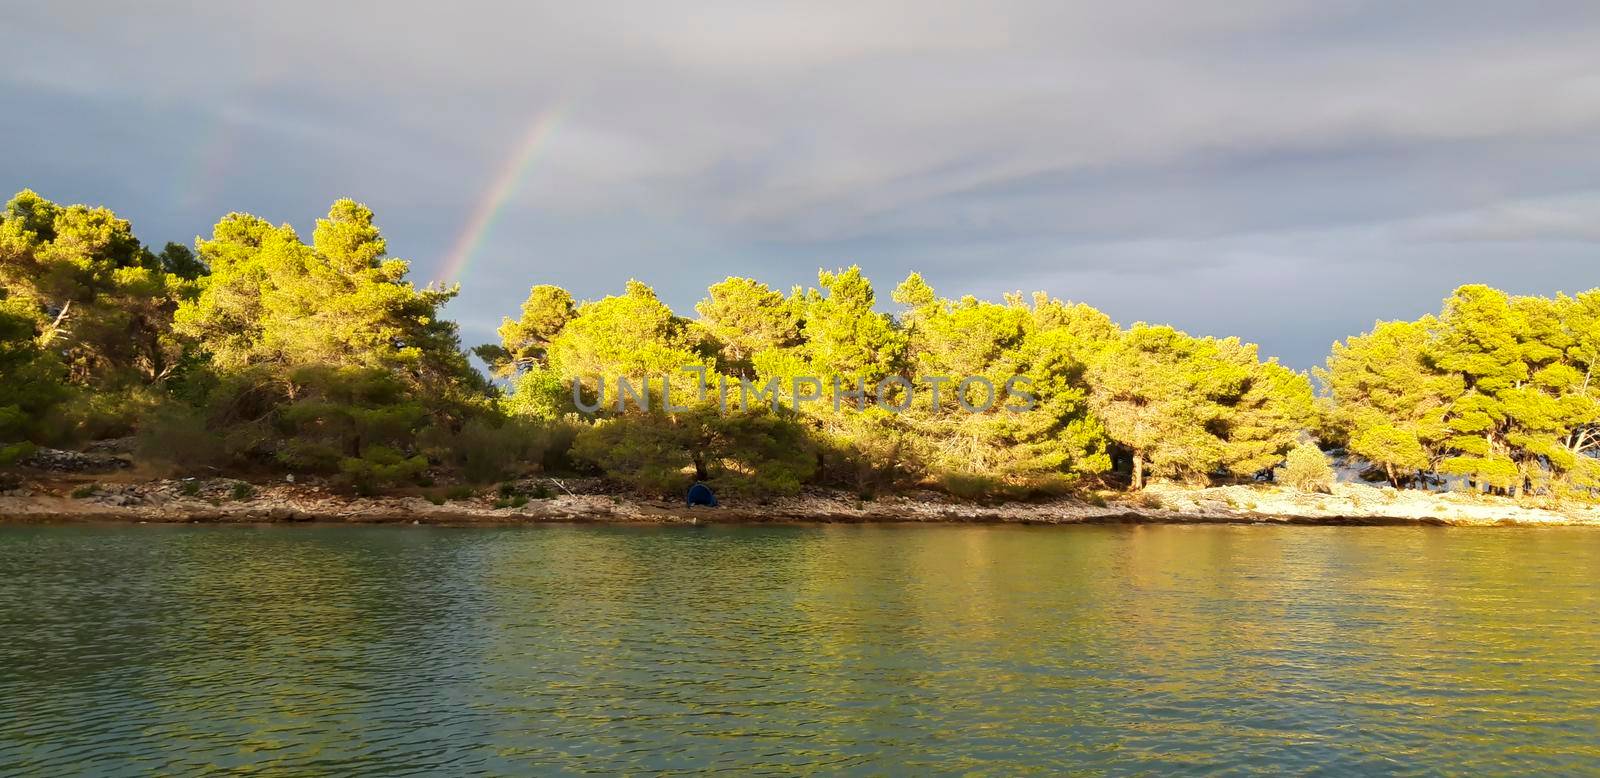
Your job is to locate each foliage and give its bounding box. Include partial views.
[340,445,428,495]
[502,367,571,421]
[419,416,573,483]
[174,200,479,395]
[892,277,1114,483]
[799,267,906,397]
[1090,325,1313,488]
[1323,285,1600,499]
[1318,319,1461,486]
[7,184,1598,504]
[0,297,69,450]
[695,277,800,376]
[1276,442,1335,493]
[938,471,1078,501]
[134,401,231,472]
[0,190,194,387]
[813,408,927,493]
[573,405,815,496]
[548,280,704,383]
[477,284,575,377]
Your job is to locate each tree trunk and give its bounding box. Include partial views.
[692,453,708,481]
[1132,452,1145,491]
[1384,462,1397,488]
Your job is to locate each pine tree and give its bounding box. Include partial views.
[1428,285,1541,495]
[0,190,193,385]
[1319,318,1461,486]
[546,280,704,385]
[478,285,575,378]
[695,277,799,377]
[1092,325,1309,488]
[0,298,68,461]
[800,267,906,398]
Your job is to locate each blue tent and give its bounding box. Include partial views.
[686,482,718,507]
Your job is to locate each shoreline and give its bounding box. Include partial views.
[4,477,1599,528]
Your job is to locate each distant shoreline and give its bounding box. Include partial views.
[4,478,1598,528]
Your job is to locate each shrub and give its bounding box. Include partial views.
[0,301,70,449]
[1019,474,1078,499]
[818,408,926,494]
[940,471,1080,502]
[502,367,571,421]
[71,483,99,499]
[55,387,162,443]
[572,414,694,497]
[573,407,817,498]
[339,445,428,494]
[422,416,573,483]
[231,482,256,501]
[1276,442,1335,493]
[0,440,37,467]
[941,472,1003,501]
[135,403,231,472]
[444,485,475,501]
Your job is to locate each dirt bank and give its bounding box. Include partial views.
[3,476,1598,527]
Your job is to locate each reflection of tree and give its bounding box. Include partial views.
[118,526,491,771]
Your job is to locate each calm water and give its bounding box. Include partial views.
[1,524,1598,775]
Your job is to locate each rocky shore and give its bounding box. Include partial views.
[2,471,1598,527]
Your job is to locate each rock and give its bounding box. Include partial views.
[82,437,136,455]
[19,448,132,473]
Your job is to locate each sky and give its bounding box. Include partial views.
[4,0,1600,369]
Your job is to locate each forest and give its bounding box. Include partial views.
[2,190,1597,502]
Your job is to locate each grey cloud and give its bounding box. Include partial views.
[1397,194,1600,244]
[3,1,1599,368]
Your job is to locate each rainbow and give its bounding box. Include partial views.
[436,110,564,284]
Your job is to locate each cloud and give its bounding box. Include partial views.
[4,1,1600,367]
[1397,193,1600,243]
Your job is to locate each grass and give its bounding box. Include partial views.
[494,495,530,510]
[231,482,255,501]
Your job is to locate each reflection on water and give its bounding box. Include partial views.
[1,524,1597,774]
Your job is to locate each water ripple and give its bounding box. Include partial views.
[1,524,1598,775]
